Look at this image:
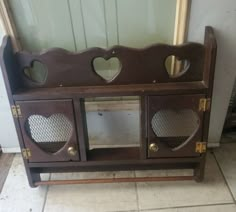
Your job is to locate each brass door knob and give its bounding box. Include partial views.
[149,143,159,152]
[67,146,77,156]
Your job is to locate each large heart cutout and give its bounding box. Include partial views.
[23,60,48,84]
[93,57,121,82]
[25,114,73,153]
[151,109,199,151]
[165,55,190,78]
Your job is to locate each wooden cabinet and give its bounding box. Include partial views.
[147,95,204,158]
[16,100,79,162]
[0,27,217,187]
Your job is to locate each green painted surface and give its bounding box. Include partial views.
[8,0,176,85]
[9,0,176,51]
[9,0,76,51]
[117,0,176,48]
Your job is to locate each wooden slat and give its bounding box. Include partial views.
[34,175,194,186]
[173,0,190,45]
[0,0,21,51]
[28,156,201,168]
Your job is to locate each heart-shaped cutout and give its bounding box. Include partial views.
[93,57,121,82]
[165,55,190,78]
[151,109,199,151]
[23,60,48,83]
[25,114,73,153]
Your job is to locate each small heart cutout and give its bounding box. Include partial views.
[25,114,73,153]
[165,55,190,78]
[93,57,121,82]
[151,109,199,150]
[24,60,48,83]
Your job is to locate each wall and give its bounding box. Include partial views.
[9,0,176,51]
[187,0,236,146]
[0,21,19,152]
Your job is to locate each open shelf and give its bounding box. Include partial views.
[12,82,207,100]
[87,147,140,161]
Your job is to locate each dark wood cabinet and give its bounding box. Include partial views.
[147,94,204,158]
[16,99,79,162]
[0,26,217,187]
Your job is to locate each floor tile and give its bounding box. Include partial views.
[44,171,138,212]
[135,169,193,178]
[214,143,236,200]
[136,153,233,210]
[0,154,49,212]
[142,204,236,212]
[0,153,14,193]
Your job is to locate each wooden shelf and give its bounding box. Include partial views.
[13,81,207,100]
[87,147,140,161]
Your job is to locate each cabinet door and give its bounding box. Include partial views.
[16,99,79,162]
[147,94,204,158]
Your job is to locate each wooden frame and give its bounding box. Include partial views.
[0,26,217,187]
[0,0,21,51]
[172,0,191,75]
[173,0,190,45]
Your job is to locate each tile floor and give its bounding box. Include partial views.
[0,143,236,212]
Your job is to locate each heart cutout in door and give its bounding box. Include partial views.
[23,60,48,84]
[93,57,121,82]
[151,109,199,151]
[25,114,73,153]
[165,55,190,78]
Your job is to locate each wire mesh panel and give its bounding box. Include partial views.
[25,114,73,153]
[151,109,199,137]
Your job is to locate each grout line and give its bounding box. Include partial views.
[41,173,51,212]
[113,210,139,212]
[112,202,236,212]
[67,0,77,52]
[212,151,236,203]
[138,202,236,211]
[133,171,140,211]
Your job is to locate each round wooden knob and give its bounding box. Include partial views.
[67,146,77,156]
[149,143,159,152]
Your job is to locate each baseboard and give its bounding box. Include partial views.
[2,147,20,153]
[207,142,220,148]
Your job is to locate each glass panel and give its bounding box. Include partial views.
[25,114,73,153]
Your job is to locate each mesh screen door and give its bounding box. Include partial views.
[147,94,205,158]
[16,99,79,162]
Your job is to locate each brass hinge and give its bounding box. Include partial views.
[199,98,211,112]
[195,142,207,153]
[11,105,22,118]
[22,148,31,160]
